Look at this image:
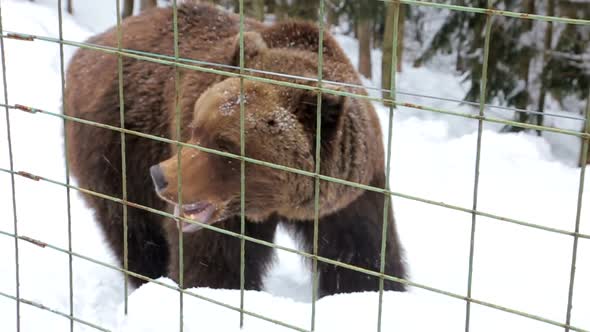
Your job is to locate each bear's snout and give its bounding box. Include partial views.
[150,164,168,192]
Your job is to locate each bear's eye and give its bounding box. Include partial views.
[214,136,239,154]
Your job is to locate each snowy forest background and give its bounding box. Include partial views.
[0,0,589,331]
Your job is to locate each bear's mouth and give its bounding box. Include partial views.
[174,202,217,233]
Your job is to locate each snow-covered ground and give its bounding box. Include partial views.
[1,0,589,331]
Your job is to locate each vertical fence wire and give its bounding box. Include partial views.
[565,91,590,332]
[57,0,75,330]
[377,2,400,331]
[238,0,247,327]
[0,3,20,331]
[171,1,184,331]
[114,0,130,315]
[311,1,326,331]
[465,1,493,331]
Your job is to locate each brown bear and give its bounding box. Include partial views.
[65,2,406,297]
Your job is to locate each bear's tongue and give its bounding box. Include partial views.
[174,202,216,233]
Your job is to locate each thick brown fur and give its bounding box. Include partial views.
[65,3,406,296]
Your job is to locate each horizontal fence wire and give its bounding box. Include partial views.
[4,31,581,123]
[0,211,588,332]
[1,1,589,331]
[0,230,308,332]
[3,103,589,240]
[2,164,587,288]
[384,0,590,25]
[0,290,110,332]
[2,32,589,137]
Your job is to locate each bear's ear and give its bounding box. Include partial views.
[297,84,348,137]
[230,31,268,66]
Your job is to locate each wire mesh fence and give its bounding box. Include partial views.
[0,0,589,332]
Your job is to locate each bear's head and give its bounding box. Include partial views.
[150,31,376,232]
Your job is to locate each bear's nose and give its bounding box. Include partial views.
[150,164,168,192]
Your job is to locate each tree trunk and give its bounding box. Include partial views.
[505,0,535,133]
[296,0,318,21]
[396,4,405,72]
[327,0,340,28]
[537,0,555,136]
[276,0,317,21]
[456,29,465,71]
[123,0,134,18]
[275,0,288,20]
[518,0,535,125]
[265,0,275,15]
[455,1,466,72]
[382,2,402,101]
[237,0,264,21]
[582,118,590,167]
[253,0,265,21]
[358,19,372,79]
[140,0,157,11]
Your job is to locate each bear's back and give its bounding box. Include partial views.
[65,4,262,125]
